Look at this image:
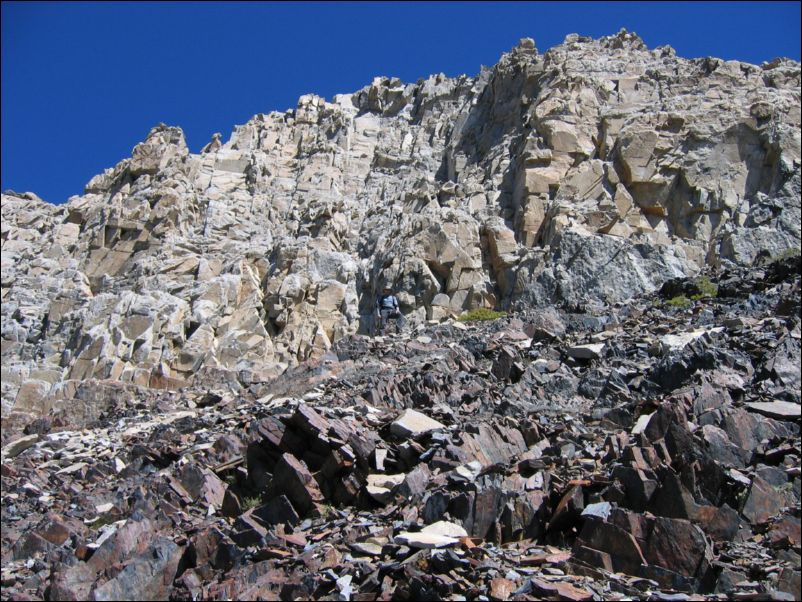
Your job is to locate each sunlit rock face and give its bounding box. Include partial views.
[2,30,799,430]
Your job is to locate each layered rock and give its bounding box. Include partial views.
[2,30,800,435]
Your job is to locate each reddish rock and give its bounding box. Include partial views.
[489,577,515,601]
[574,518,647,575]
[742,475,790,524]
[777,567,801,600]
[692,503,743,542]
[642,516,712,579]
[768,514,801,549]
[269,453,324,516]
[189,526,239,571]
[528,577,594,601]
[87,518,156,573]
[177,462,226,508]
[232,512,268,547]
[252,495,301,527]
[91,537,182,601]
[573,545,614,571]
[549,484,585,531]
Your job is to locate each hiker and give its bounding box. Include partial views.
[375,286,405,335]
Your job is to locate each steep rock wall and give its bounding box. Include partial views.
[2,31,799,431]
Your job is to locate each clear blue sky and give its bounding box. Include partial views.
[2,1,800,205]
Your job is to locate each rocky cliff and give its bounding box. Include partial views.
[2,30,800,435]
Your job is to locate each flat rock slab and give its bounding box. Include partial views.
[394,531,459,549]
[745,401,800,421]
[421,520,468,538]
[367,473,405,489]
[390,409,445,438]
[661,327,723,352]
[1,435,39,460]
[565,343,605,360]
[350,542,384,556]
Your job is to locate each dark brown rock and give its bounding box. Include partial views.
[252,495,301,527]
[396,464,432,500]
[768,514,801,549]
[611,465,658,512]
[642,516,712,579]
[232,512,268,547]
[742,475,790,524]
[269,453,324,516]
[777,567,801,600]
[573,545,614,571]
[549,484,585,532]
[574,518,647,575]
[91,537,182,601]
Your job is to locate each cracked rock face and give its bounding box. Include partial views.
[1,31,800,434]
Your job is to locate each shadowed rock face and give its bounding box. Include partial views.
[1,30,800,434]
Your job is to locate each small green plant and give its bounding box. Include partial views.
[242,496,261,510]
[87,514,118,531]
[318,503,335,518]
[693,276,718,298]
[457,308,507,322]
[666,295,691,308]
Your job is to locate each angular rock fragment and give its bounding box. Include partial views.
[565,343,605,360]
[745,401,801,421]
[92,537,182,601]
[390,409,446,438]
[268,453,324,516]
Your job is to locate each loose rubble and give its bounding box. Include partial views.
[1,254,799,601]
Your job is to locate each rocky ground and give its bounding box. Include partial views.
[1,255,799,601]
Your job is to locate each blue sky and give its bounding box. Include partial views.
[2,1,800,205]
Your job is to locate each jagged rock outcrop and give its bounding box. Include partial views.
[2,30,800,435]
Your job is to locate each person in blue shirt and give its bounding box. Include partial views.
[375,286,405,335]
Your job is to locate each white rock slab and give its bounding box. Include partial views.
[421,520,468,538]
[745,401,800,420]
[631,412,655,435]
[367,473,405,489]
[390,409,445,438]
[394,531,459,549]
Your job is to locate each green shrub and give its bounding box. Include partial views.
[457,308,507,322]
[243,496,261,510]
[666,295,691,308]
[693,276,718,298]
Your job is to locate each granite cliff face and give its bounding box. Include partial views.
[2,31,800,432]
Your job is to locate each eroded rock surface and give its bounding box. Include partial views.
[2,32,800,436]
